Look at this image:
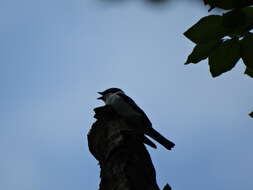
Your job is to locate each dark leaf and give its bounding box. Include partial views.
[185,40,222,64]
[244,67,253,78]
[223,8,253,37]
[240,33,253,70]
[184,15,229,43]
[208,39,240,77]
[241,7,253,32]
[222,9,246,29]
[207,0,235,10]
[203,0,216,11]
[203,0,253,10]
[163,184,172,190]
[243,6,253,27]
[249,111,253,118]
[243,6,253,19]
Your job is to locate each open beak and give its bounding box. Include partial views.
[97,92,103,100]
[97,96,103,100]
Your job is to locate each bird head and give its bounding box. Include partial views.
[97,88,124,102]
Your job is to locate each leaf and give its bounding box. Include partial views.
[245,67,253,78]
[203,0,253,11]
[242,6,253,31]
[208,39,240,77]
[223,8,253,37]
[184,15,229,43]
[185,40,222,64]
[163,184,171,190]
[204,0,235,10]
[249,111,253,118]
[243,6,253,19]
[222,9,246,29]
[240,33,253,70]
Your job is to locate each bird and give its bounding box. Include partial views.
[97,88,175,150]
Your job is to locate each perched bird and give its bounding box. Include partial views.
[97,88,175,150]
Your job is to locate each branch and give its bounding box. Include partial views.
[88,106,162,190]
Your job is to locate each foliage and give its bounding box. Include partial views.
[203,0,253,11]
[184,7,253,78]
[163,184,172,190]
[184,0,253,117]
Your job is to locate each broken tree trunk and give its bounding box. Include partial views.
[87,105,161,190]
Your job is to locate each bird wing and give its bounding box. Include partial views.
[117,93,152,127]
[118,93,175,150]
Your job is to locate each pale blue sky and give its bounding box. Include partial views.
[0,1,252,190]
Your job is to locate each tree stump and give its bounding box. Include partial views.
[87,105,161,190]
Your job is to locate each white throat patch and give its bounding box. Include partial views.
[105,90,124,105]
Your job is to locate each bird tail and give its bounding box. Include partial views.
[146,128,175,150]
[143,136,157,149]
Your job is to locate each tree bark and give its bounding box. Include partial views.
[88,105,161,190]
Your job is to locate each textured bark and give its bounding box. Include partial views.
[88,106,161,190]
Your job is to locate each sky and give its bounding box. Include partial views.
[0,0,252,190]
